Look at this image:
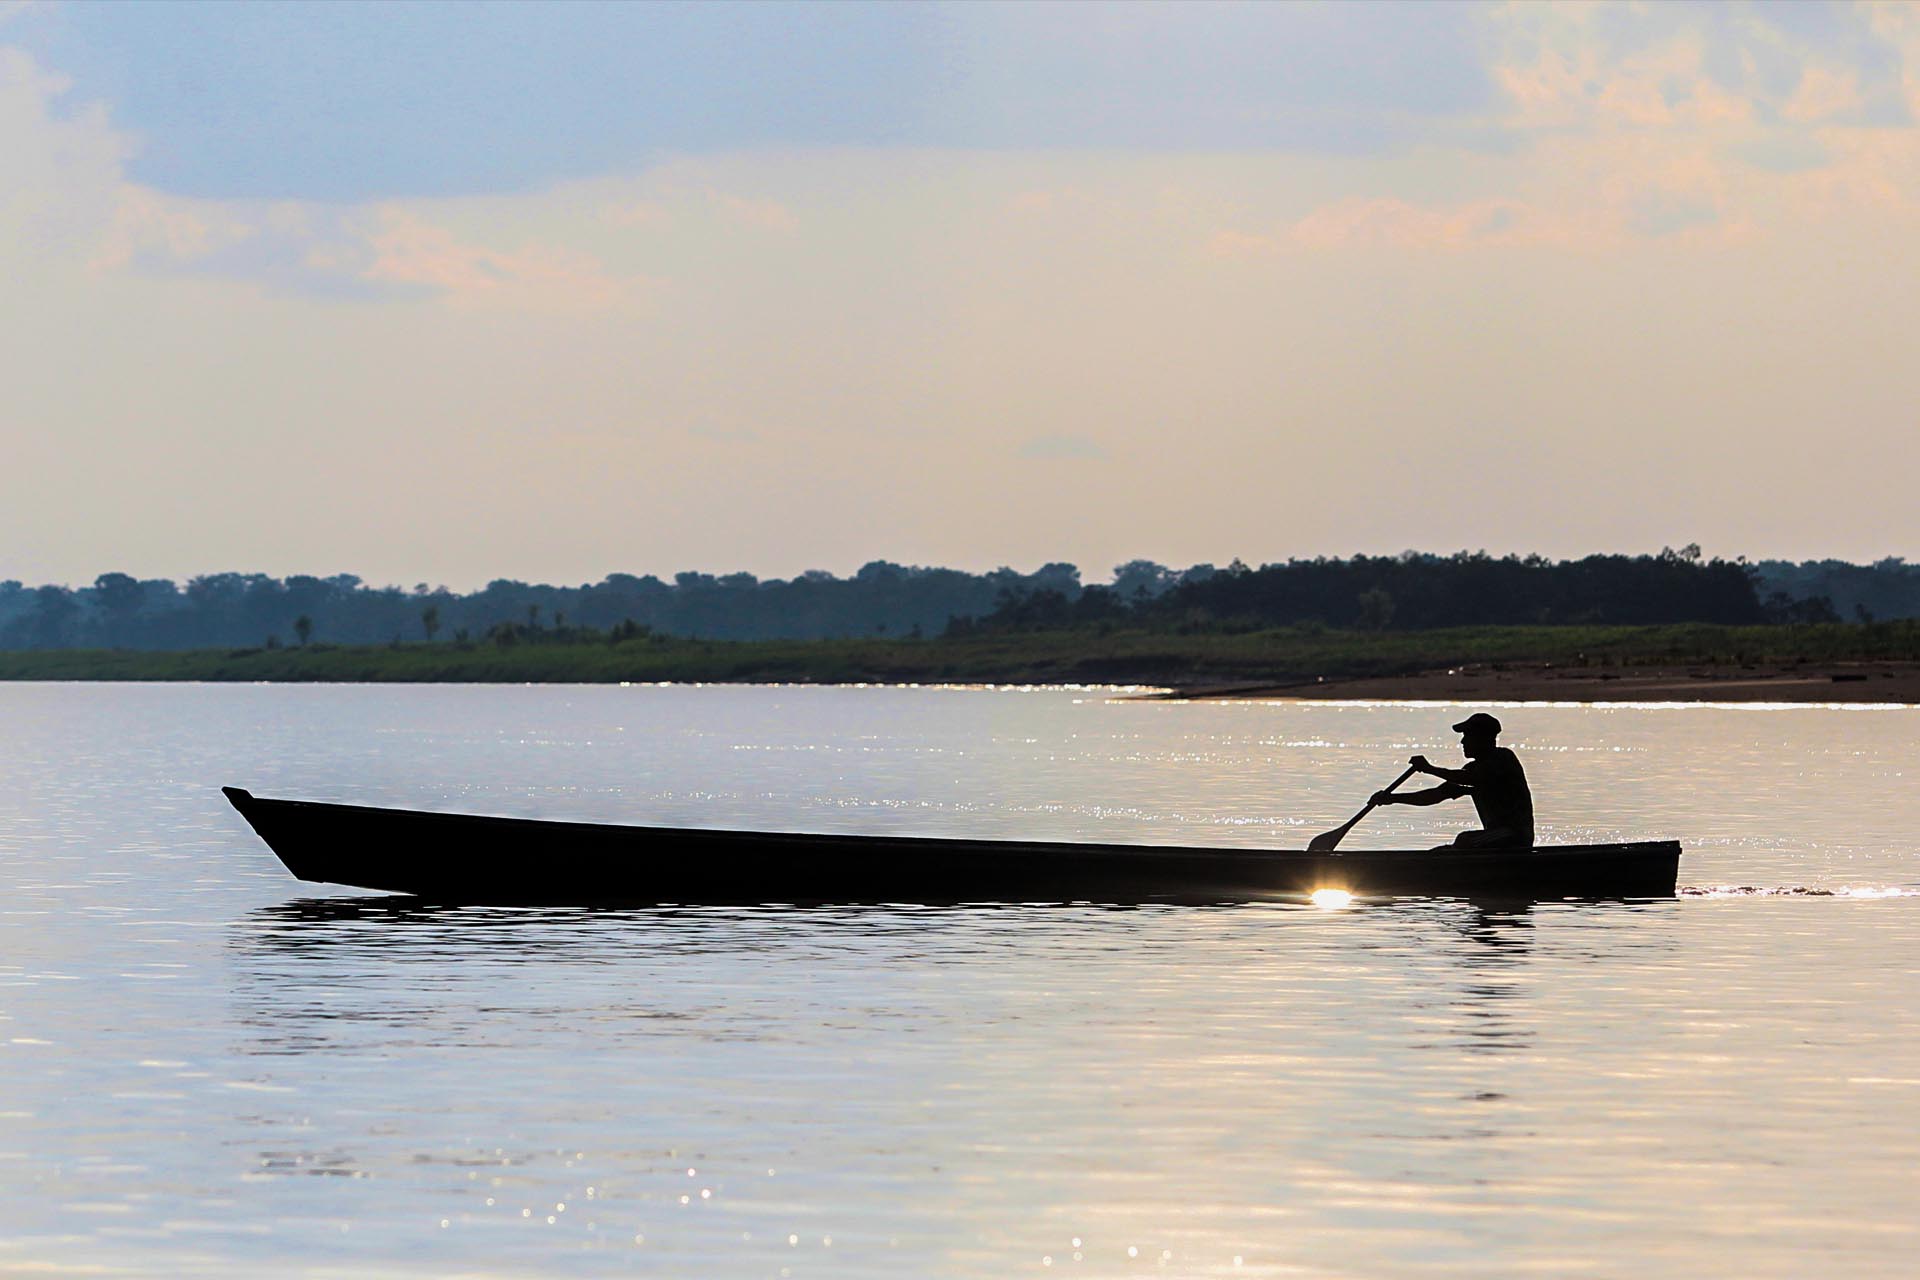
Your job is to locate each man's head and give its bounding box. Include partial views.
[1452,712,1501,758]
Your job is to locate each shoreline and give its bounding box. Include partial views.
[2,663,1917,705]
[2,623,1917,702]
[1153,661,1920,705]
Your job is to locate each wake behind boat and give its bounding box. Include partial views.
[221,788,1682,904]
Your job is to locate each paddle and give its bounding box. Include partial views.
[1307,764,1419,853]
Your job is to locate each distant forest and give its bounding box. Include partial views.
[1,549,1913,651]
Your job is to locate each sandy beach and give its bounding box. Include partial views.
[1160,661,1920,704]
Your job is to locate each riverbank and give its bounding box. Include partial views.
[1154,660,1920,704]
[3,621,1918,701]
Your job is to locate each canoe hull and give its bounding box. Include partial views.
[223,788,1681,904]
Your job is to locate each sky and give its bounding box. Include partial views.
[3,0,1919,589]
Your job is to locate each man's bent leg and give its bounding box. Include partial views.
[1452,828,1523,849]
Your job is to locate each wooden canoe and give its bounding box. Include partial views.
[223,787,1681,904]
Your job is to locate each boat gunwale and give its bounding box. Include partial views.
[221,787,1680,865]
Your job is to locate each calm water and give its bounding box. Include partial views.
[1,683,1916,1278]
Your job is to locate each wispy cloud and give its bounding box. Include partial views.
[362,210,628,310]
[1281,196,1543,251]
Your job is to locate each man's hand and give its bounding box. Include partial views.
[1369,790,1398,806]
[1408,754,1434,773]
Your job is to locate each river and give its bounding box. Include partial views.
[1,683,1914,1277]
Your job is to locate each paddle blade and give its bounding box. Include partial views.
[1307,765,1414,853]
[1306,821,1354,853]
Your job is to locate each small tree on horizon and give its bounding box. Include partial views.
[293,614,313,646]
[422,604,441,643]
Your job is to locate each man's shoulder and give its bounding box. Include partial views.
[1465,746,1523,773]
[1491,746,1528,775]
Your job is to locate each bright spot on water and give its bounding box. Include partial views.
[1310,888,1355,909]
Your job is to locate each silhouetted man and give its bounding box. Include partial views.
[1371,713,1534,848]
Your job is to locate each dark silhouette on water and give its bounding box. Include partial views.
[220,785,1676,903]
[1371,712,1535,848]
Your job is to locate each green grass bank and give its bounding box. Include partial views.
[3,621,1917,687]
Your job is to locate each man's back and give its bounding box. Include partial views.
[1459,747,1533,844]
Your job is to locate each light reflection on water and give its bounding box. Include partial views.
[0,683,1915,1277]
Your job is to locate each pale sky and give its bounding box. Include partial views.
[4,1,1919,588]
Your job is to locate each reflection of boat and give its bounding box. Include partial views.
[222,787,1682,905]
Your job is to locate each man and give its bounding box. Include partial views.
[1370,712,1535,848]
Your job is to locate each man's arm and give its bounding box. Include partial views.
[1409,754,1473,785]
[1371,782,1466,807]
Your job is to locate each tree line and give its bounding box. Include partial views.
[0,561,1090,650]
[0,550,1907,652]
[965,547,1857,633]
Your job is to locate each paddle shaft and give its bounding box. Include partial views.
[1309,764,1420,852]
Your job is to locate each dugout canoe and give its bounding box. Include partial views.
[222,787,1681,903]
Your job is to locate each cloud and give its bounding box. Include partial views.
[1282,196,1543,251]
[1783,63,1866,123]
[1213,154,1739,255]
[1487,1,1915,135]
[708,189,798,233]
[87,188,405,298]
[0,46,636,307]
[1870,1,1920,119]
[0,45,126,259]
[1625,190,1722,237]
[75,181,635,307]
[1493,31,1752,131]
[362,210,628,310]
[1731,133,1834,174]
[1178,5,1920,261]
